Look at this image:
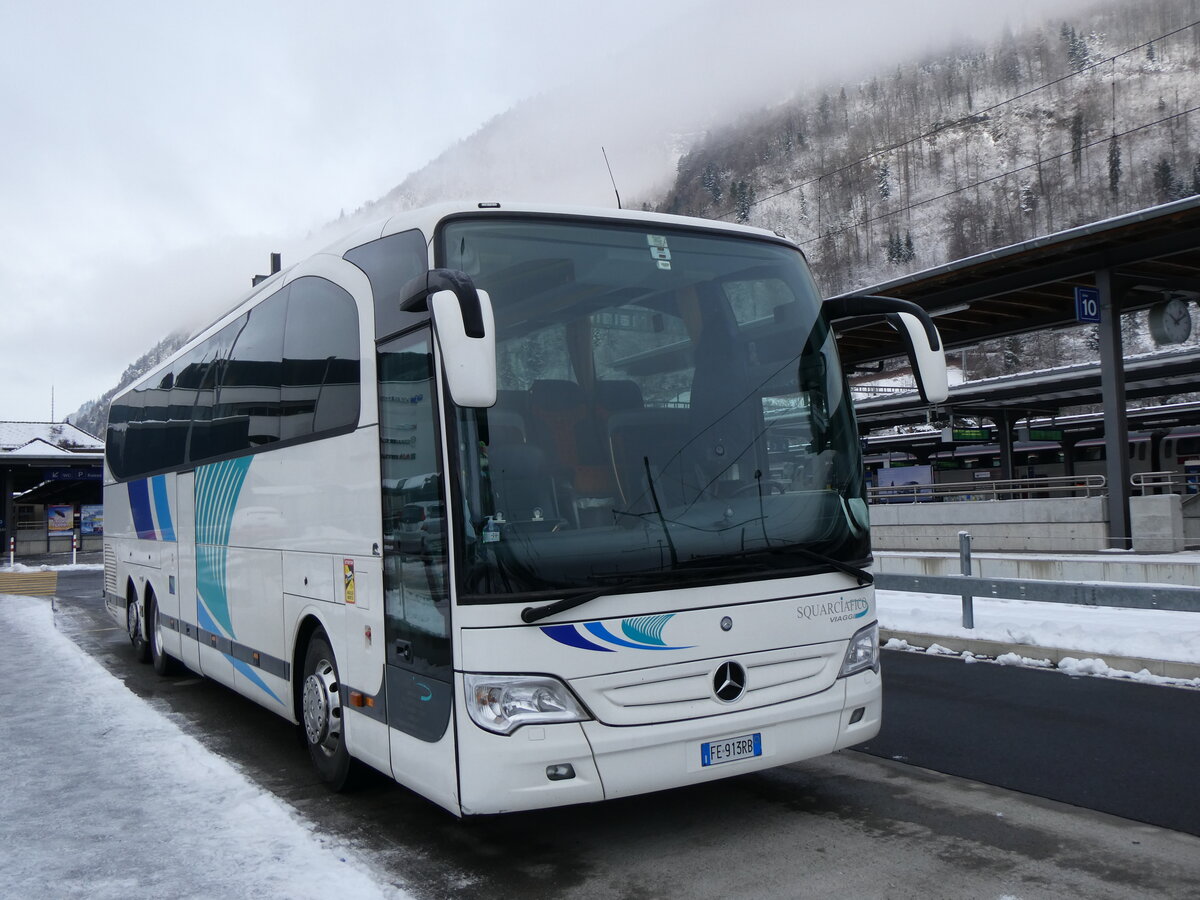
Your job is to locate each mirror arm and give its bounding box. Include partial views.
[823,294,942,350]
[400,268,485,338]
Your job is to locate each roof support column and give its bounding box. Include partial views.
[996,411,1014,482]
[1,465,10,556]
[1096,268,1131,548]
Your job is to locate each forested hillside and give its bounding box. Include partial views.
[661,0,1199,298]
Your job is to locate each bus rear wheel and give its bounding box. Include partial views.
[127,589,149,664]
[148,594,179,676]
[301,630,356,790]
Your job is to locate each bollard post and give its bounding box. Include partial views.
[959,530,974,629]
[72,532,78,566]
[8,535,13,568]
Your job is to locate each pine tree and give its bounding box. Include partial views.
[903,231,915,262]
[1070,112,1085,178]
[701,162,723,205]
[1191,155,1200,196]
[732,181,755,223]
[1153,158,1177,203]
[1061,24,1088,73]
[877,161,891,199]
[1146,41,1156,63]
[1108,136,1122,200]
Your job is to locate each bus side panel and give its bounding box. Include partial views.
[337,556,395,776]
[103,477,170,637]
[103,480,135,625]
[175,472,201,673]
[156,473,182,663]
[226,546,290,716]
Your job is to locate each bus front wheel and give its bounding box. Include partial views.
[301,630,355,790]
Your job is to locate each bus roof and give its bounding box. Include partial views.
[317,201,787,257]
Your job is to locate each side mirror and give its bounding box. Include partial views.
[401,268,497,408]
[431,288,496,407]
[886,311,949,404]
[823,294,949,404]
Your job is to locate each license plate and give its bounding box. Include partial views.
[700,732,762,767]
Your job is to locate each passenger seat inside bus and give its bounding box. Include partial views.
[529,379,616,502]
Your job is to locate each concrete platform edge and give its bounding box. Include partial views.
[880,628,1200,682]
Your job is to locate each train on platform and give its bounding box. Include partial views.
[862,421,1200,489]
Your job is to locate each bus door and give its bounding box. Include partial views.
[378,329,458,806]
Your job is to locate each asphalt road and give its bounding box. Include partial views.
[44,570,1200,899]
[857,650,1200,836]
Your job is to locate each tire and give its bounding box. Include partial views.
[148,594,179,676]
[301,629,357,790]
[127,590,150,664]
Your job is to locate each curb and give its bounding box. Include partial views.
[880,628,1200,682]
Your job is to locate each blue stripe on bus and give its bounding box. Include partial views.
[151,475,176,541]
[128,479,157,539]
[195,599,282,704]
[230,657,283,704]
[540,623,616,652]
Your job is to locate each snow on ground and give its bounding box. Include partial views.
[0,593,409,900]
[878,589,1200,688]
[1,562,104,572]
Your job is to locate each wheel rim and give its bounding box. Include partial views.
[151,603,164,658]
[303,657,342,757]
[126,599,140,642]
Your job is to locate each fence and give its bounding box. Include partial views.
[868,474,1106,504]
[875,532,1200,629]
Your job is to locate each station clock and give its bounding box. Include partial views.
[1148,297,1192,345]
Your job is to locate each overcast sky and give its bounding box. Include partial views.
[0,0,1092,425]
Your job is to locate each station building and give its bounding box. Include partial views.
[0,421,104,557]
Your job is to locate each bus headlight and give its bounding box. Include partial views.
[464,674,590,735]
[839,622,880,678]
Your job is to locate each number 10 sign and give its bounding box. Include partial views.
[1075,286,1101,323]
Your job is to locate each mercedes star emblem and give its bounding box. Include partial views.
[713,661,747,703]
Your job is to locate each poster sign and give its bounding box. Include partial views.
[47,505,74,536]
[876,466,934,502]
[81,505,104,536]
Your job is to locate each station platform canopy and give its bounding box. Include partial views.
[830,195,1200,369]
[829,196,1200,549]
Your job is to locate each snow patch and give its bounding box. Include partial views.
[0,593,409,900]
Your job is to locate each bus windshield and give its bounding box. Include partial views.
[440,216,868,601]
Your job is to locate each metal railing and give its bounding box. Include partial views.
[1131,470,1200,496]
[876,531,1200,628]
[868,473,1107,504]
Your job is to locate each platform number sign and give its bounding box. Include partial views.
[1075,287,1101,324]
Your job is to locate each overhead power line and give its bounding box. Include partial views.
[704,18,1200,224]
[794,104,1200,247]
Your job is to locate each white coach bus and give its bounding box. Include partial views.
[104,202,947,816]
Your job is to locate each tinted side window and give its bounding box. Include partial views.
[187,317,243,465]
[107,278,360,481]
[215,291,286,451]
[281,277,360,441]
[343,229,427,339]
[106,392,141,479]
[131,372,174,475]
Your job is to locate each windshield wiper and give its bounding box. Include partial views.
[760,546,872,585]
[521,588,611,624]
[520,550,868,624]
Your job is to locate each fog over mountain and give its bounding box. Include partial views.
[75,0,1181,436]
[339,0,1100,222]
